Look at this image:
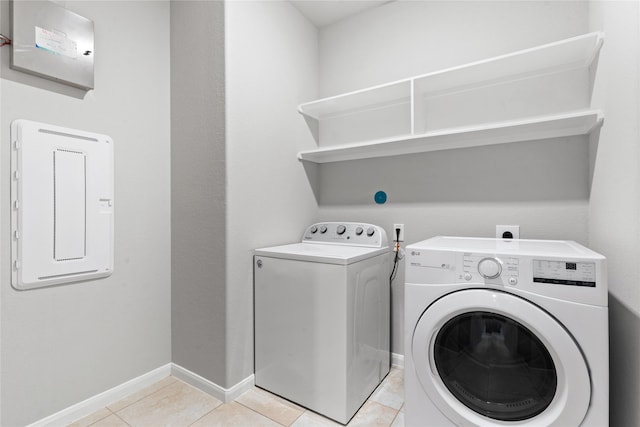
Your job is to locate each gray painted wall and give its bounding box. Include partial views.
[171,0,228,387]
[316,0,590,354]
[171,0,320,389]
[588,1,640,425]
[0,1,171,425]
[225,0,319,387]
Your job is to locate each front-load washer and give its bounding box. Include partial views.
[254,222,392,424]
[404,237,608,427]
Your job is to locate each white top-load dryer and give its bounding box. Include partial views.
[254,222,392,424]
[405,237,608,427]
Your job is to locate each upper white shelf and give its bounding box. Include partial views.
[297,32,604,163]
[299,80,410,119]
[413,31,603,95]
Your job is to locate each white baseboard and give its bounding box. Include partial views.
[171,363,254,403]
[27,364,172,427]
[391,352,404,368]
[28,363,255,427]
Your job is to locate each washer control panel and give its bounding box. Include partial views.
[458,253,520,285]
[406,237,607,307]
[456,253,598,288]
[302,222,388,248]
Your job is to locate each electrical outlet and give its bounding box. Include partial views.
[496,225,520,239]
[393,223,404,242]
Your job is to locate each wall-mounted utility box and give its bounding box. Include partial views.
[11,120,114,290]
[11,0,95,90]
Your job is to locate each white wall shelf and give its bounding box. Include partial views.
[298,110,603,163]
[298,32,604,163]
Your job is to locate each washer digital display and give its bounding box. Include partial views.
[532,259,596,287]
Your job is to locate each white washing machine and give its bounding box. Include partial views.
[254,222,391,424]
[405,237,608,427]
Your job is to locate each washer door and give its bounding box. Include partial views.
[412,289,590,426]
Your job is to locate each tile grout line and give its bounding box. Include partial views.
[84,407,130,427]
[388,408,401,427]
[113,412,133,427]
[82,408,112,427]
[185,404,221,427]
[287,409,305,427]
[234,400,290,426]
[234,389,308,427]
[107,376,178,415]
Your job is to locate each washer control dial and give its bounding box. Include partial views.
[337,225,346,235]
[464,273,472,281]
[320,225,328,234]
[310,225,318,234]
[355,226,363,236]
[478,257,502,279]
[366,227,375,237]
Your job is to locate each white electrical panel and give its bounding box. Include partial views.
[11,120,114,290]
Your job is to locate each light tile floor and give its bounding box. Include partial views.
[68,367,404,427]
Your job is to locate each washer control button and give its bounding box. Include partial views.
[366,227,375,237]
[355,226,364,236]
[337,225,346,235]
[508,277,518,286]
[478,257,502,279]
[320,225,328,234]
[464,273,472,281]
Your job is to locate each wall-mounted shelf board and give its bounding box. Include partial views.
[300,80,410,119]
[297,32,604,162]
[297,110,603,163]
[413,31,603,95]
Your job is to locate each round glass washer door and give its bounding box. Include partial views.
[412,289,591,426]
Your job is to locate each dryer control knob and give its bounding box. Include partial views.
[355,227,364,236]
[310,225,318,234]
[464,273,472,281]
[366,227,375,237]
[337,225,346,235]
[478,257,502,279]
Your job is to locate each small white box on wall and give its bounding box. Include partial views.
[11,0,95,90]
[11,120,114,290]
